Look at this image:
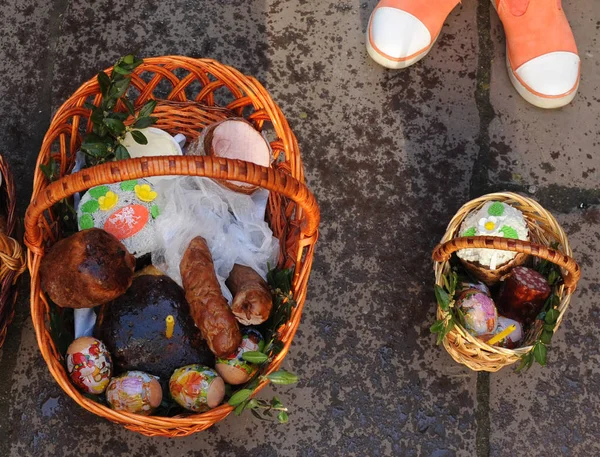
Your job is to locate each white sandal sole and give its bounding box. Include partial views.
[366,33,433,69]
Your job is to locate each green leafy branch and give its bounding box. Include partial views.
[228,370,298,424]
[430,270,460,344]
[39,55,159,232]
[81,54,158,166]
[227,267,299,424]
[518,260,563,371]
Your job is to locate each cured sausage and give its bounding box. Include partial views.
[226,264,273,325]
[496,266,551,323]
[180,236,241,357]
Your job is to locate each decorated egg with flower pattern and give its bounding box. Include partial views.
[169,365,225,412]
[76,178,160,257]
[106,371,162,415]
[66,337,112,395]
[457,290,498,336]
[216,328,265,385]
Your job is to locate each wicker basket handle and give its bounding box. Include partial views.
[432,236,581,291]
[25,155,320,251]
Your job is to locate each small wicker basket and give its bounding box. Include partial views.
[0,155,26,349]
[432,192,580,372]
[24,57,320,436]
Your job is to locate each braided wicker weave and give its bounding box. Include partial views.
[24,57,320,436]
[0,155,26,349]
[432,192,580,372]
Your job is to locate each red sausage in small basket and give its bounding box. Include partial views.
[496,266,551,323]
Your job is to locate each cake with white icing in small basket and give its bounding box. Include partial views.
[456,201,529,285]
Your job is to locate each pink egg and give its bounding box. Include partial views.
[457,290,498,336]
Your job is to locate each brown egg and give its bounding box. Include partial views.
[215,363,251,386]
[215,328,264,385]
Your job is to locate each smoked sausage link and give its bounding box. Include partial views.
[180,236,242,357]
[226,264,273,325]
[496,266,551,324]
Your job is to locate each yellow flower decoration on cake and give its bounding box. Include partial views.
[134,184,157,202]
[98,191,118,211]
[478,216,499,235]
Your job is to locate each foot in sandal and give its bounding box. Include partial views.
[493,0,580,109]
[366,0,461,69]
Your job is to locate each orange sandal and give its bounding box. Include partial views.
[367,0,461,69]
[493,0,580,109]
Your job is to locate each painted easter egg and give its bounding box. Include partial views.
[106,371,162,415]
[66,337,112,395]
[77,179,160,257]
[457,290,498,336]
[491,316,523,349]
[216,328,265,385]
[169,365,225,412]
[104,204,149,240]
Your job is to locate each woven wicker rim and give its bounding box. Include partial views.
[432,192,580,372]
[24,56,320,436]
[0,155,26,349]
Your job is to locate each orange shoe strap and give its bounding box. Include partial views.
[497,0,577,69]
[376,0,460,38]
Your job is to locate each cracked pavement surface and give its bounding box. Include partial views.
[0,1,598,456]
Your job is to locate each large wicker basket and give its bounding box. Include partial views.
[24,56,320,436]
[432,192,580,372]
[0,155,26,348]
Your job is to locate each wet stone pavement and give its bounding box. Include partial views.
[0,1,598,456]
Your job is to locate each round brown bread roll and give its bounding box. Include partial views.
[40,228,135,308]
[94,274,214,379]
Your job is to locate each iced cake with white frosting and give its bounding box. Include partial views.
[457,201,529,270]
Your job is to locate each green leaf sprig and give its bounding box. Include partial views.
[81,54,158,166]
[430,270,459,344]
[262,267,297,356]
[227,267,299,424]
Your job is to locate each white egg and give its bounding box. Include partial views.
[66,337,112,395]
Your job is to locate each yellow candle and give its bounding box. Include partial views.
[487,324,516,346]
[165,315,175,339]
